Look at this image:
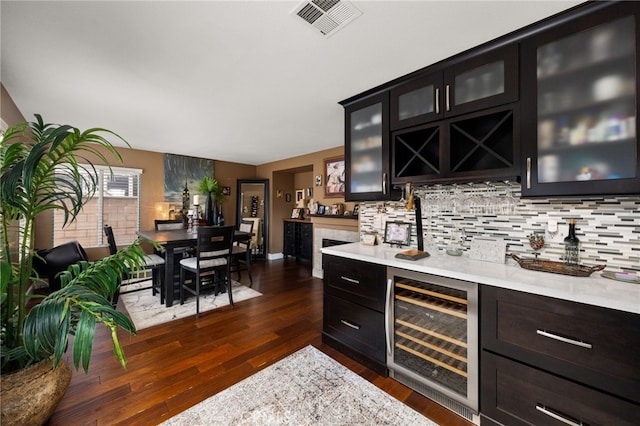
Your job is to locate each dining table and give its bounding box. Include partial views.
[137,227,251,307]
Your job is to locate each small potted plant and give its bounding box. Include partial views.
[1,115,147,425]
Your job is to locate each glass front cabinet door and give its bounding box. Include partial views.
[521,4,639,197]
[390,44,518,131]
[344,92,393,201]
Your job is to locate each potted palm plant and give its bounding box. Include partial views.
[1,115,147,425]
[199,176,224,226]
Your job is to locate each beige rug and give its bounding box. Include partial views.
[161,345,438,426]
[120,280,262,330]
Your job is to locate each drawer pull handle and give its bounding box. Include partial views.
[536,404,583,426]
[340,319,360,330]
[536,329,592,349]
[340,276,360,284]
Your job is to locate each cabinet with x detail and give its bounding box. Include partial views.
[392,103,519,185]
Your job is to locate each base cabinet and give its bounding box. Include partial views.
[480,285,640,425]
[283,220,312,261]
[322,255,387,375]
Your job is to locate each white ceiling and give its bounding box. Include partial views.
[1,0,581,165]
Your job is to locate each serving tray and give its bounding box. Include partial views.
[510,254,605,277]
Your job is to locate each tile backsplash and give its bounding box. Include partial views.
[358,183,639,273]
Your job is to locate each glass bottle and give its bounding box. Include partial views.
[563,219,580,266]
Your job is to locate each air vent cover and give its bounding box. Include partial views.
[291,0,362,38]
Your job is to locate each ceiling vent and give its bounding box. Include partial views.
[291,0,362,38]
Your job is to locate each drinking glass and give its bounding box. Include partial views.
[528,232,545,262]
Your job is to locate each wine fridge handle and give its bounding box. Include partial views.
[385,278,393,356]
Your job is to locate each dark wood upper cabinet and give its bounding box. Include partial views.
[343,92,394,201]
[390,44,519,131]
[520,3,640,197]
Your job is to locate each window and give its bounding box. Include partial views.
[53,165,142,248]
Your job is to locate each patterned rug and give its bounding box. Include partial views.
[161,345,438,426]
[120,280,262,330]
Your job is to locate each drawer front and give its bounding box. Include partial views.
[323,294,385,363]
[324,256,387,311]
[481,351,640,426]
[481,285,640,402]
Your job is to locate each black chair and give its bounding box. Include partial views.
[230,220,254,286]
[33,241,89,291]
[103,224,165,300]
[179,225,234,318]
[154,219,184,231]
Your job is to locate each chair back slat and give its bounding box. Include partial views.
[196,226,234,264]
[155,219,184,231]
[103,225,118,255]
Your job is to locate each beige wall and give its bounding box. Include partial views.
[1,84,26,127]
[256,146,354,255]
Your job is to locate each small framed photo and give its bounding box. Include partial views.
[222,186,231,196]
[291,208,301,219]
[285,193,292,202]
[295,189,304,203]
[317,205,326,215]
[277,190,283,199]
[315,174,322,187]
[384,222,412,246]
[324,156,345,197]
[352,205,359,216]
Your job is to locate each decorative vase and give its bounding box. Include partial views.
[1,360,72,426]
[205,193,215,226]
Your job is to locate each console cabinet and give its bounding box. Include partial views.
[480,285,640,425]
[283,220,312,261]
[322,255,387,375]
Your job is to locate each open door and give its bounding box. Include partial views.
[236,179,269,258]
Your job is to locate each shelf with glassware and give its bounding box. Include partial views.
[521,4,640,197]
[392,103,519,185]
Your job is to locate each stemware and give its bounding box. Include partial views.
[528,232,545,262]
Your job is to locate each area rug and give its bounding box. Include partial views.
[161,345,438,426]
[120,280,262,330]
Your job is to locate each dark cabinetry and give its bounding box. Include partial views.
[343,92,393,201]
[283,220,312,261]
[480,285,640,425]
[390,44,519,131]
[521,3,640,196]
[322,255,387,375]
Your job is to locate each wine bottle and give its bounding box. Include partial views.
[564,219,580,266]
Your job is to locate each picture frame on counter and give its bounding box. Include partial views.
[384,221,412,246]
[352,204,359,216]
[291,208,303,219]
[317,205,326,215]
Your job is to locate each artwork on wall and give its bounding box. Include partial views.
[324,156,345,197]
[222,186,231,196]
[163,154,214,204]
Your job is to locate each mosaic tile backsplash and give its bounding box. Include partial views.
[358,183,639,273]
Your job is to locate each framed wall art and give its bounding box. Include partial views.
[324,156,345,197]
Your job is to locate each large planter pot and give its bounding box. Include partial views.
[1,360,72,426]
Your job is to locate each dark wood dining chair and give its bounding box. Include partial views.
[153,219,191,303]
[179,225,235,318]
[231,220,254,286]
[103,224,165,302]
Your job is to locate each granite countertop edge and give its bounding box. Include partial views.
[322,243,640,315]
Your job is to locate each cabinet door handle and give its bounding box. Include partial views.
[535,404,582,426]
[340,319,360,330]
[445,84,451,111]
[536,329,593,349]
[382,173,387,194]
[385,278,393,356]
[526,157,532,189]
[435,88,440,115]
[340,276,359,284]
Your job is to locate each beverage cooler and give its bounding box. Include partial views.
[386,268,479,421]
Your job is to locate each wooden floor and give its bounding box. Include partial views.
[47,259,473,426]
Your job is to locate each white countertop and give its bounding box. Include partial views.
[322,243,640,314]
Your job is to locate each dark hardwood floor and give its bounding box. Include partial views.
[47,258,473,426]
